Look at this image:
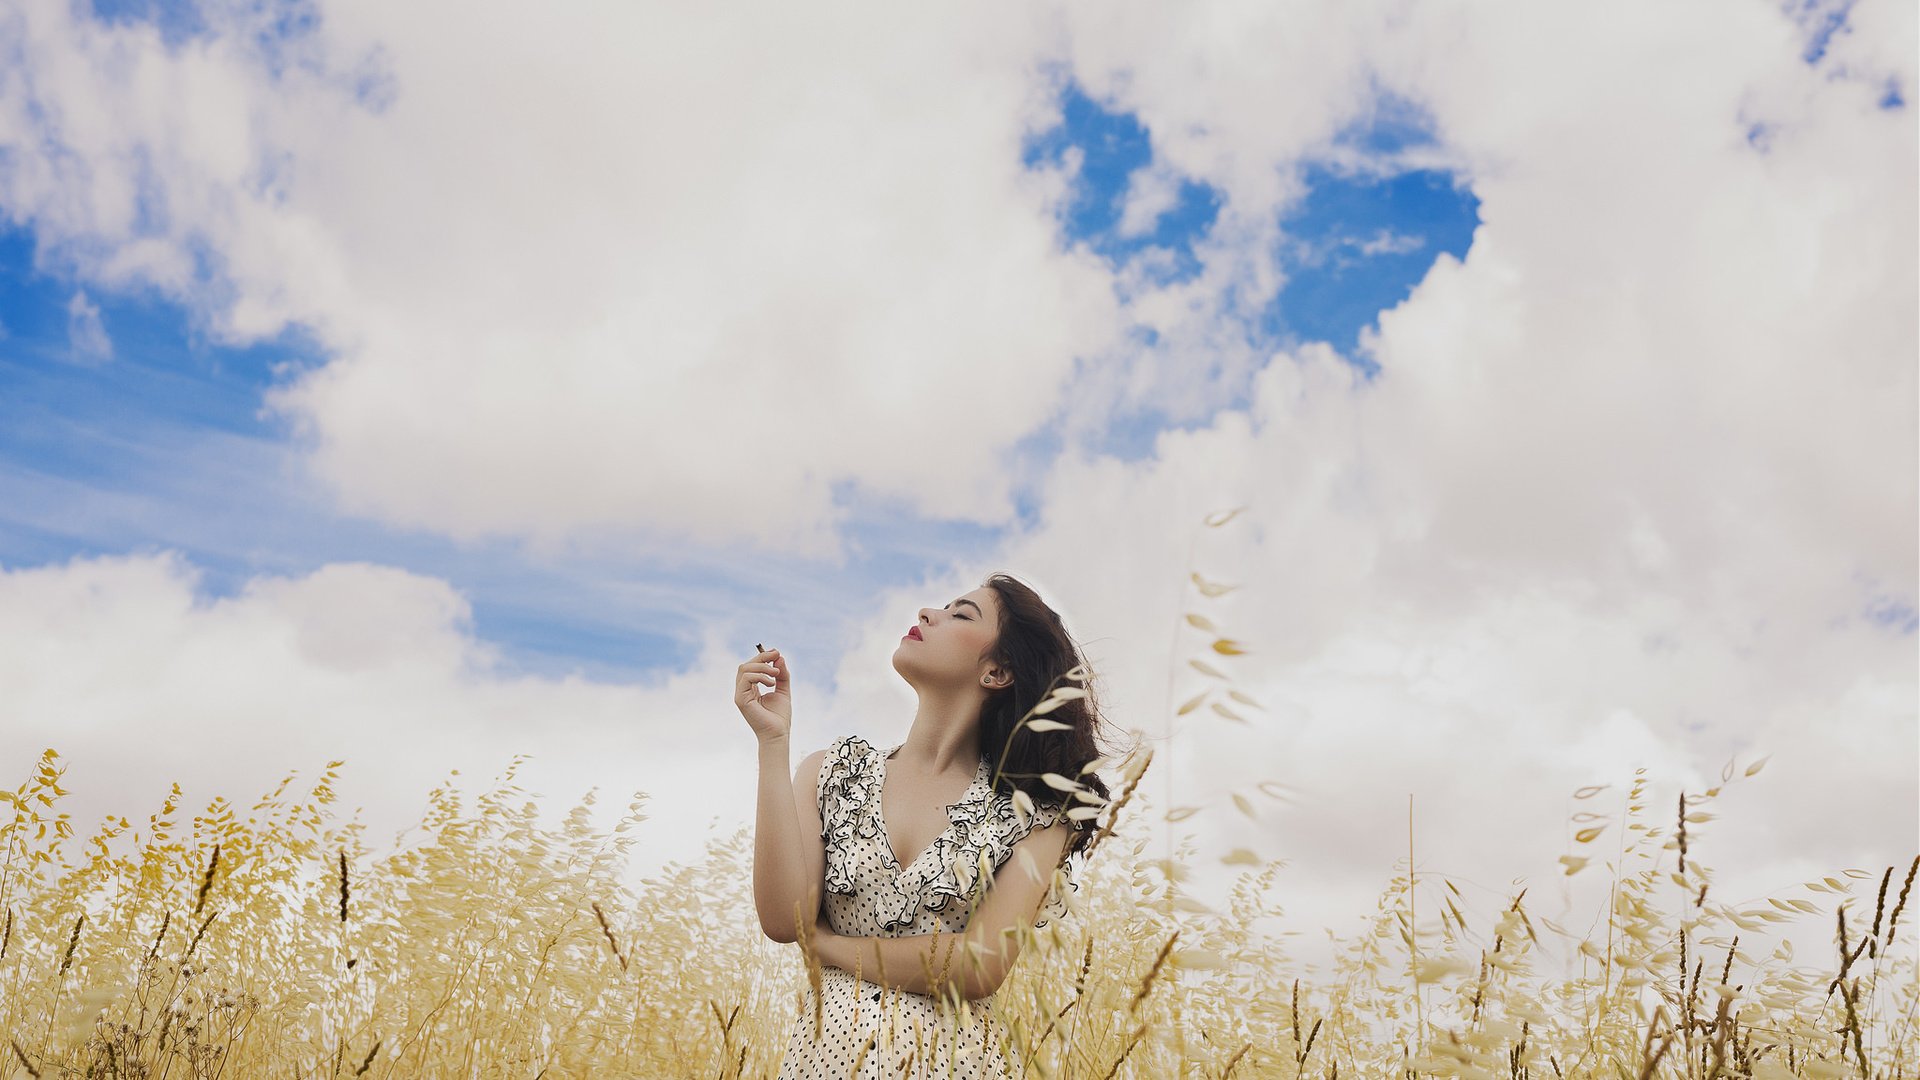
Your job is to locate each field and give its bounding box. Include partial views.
[0,739,1914,1078]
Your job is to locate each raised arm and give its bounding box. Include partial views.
[753,738,829,944]
[737,647,828,945]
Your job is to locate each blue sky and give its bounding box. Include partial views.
[0,73,1482,681]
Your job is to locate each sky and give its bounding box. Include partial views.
[0,0,1913,981]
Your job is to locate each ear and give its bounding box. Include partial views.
[983,667,1012,690]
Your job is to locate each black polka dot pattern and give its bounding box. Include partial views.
[776,735,1085,1078]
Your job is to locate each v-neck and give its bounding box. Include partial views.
[874,741,989,873]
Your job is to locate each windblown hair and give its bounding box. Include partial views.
[975,572,1121,860]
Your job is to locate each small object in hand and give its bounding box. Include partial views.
[757,643,765,653]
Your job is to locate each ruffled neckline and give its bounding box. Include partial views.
[874,741,993,874]
[817,734,1080,933]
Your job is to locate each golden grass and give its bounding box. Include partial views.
[0,749,1914,1077]
[0,512,1913,1077]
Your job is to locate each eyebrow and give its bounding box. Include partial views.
[947,599,983,616]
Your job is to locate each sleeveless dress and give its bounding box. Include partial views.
[776,735,1084,1080]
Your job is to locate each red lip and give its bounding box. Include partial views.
[905,626,922,640]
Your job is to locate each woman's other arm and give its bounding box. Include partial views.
[753,737,828,944]
[811,819,1072,1000]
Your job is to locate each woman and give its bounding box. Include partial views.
[740,572,1117,1078]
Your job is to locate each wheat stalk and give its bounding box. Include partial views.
[591,901,628,972]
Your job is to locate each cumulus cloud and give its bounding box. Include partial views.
[834,341,1912,974]
[0,550,832,894]
[0,0,1122,556]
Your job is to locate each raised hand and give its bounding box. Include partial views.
[735,645,792,742]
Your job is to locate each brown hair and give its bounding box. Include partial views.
[976,572,1121,859]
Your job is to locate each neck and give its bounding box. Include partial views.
[896,685,988,772]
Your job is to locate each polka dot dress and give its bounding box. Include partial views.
[777,735,1085,1079]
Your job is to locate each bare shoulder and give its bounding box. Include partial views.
[1016,814,1075,866]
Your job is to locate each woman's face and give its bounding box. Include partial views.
[892,586,1003,687]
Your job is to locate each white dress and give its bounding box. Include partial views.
[776,735,1084,1079]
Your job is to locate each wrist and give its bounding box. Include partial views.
[757,733,790,754]
[813,925,843,966]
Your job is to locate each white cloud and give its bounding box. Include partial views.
[0,0,1122,557]
[64,288,111,363]
[1114,157,1186,238]
[0,550,811,892]
[1352,228,1424,257]
[838,334,1912,975]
